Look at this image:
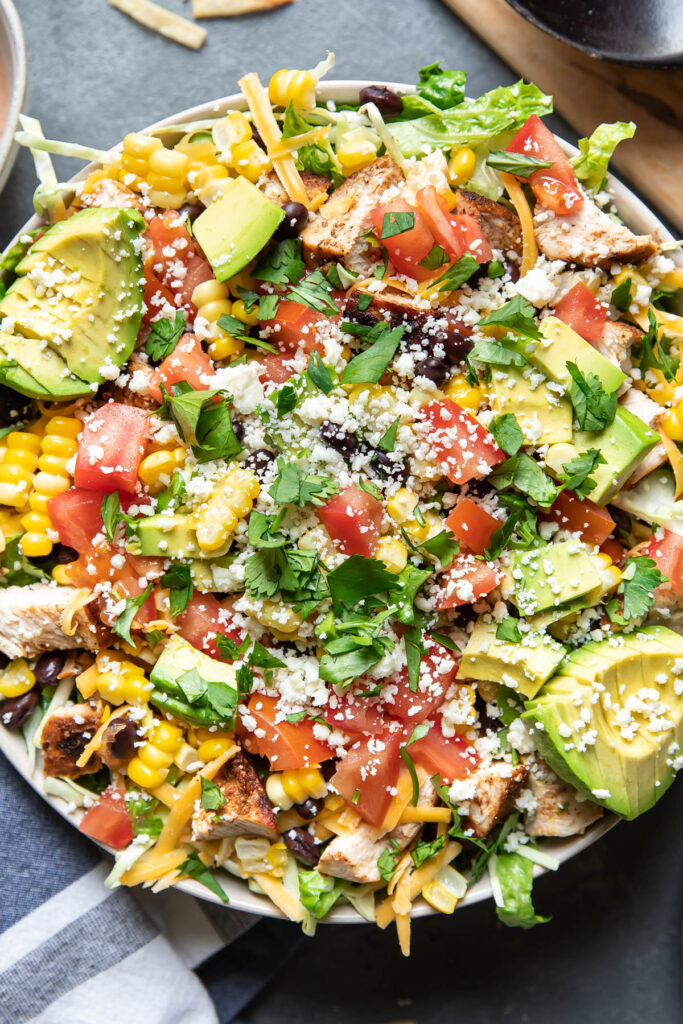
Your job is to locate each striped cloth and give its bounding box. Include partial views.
[0,751,296,1023]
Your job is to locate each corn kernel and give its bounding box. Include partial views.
[265,842,288,878]
[196,733,234,763]
[0,659,36,698]
[208,333,244,361]
[127,759,165,790]
[232,139,272,183]
[266,768,327,810]
[20,533,53,558]
[338,138,377,175]
[444,374,484,411]
[268,69,316,109]
[387,488,419,524]
[447,146,476,186]
[661,403,683,442]
[376,536,408,573]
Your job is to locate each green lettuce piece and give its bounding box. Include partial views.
[388,81,552,158]
[298,870,346,919]
[493,851,550,929]
[572,121,635,193]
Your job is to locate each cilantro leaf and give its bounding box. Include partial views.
[566,362,617,432]
[276,385,298,417]
[378,416,400,453]
[560,448,606,497]
[340,324,404,385]
[146,310,186,362]
[491,453,559,507]
[269,459,338,507]
[248,510,289,549]
[496,618,522,643]
[469,340,527,368]
[216,313,276,353]
[319,641,388,685]
[327,555,399,610]
[404,626,425,693]
[432,253,479,292]
[257,293,280,321]
[479,295,541,340]
[377,841,401,882]
[487,150,552,177]
[158,384,243,465]
[113,584,154,646]
[177,851,229,903]
[177,667,207,704]
[252,238,305,285]
[610,277,632,312]
[490,413,524,455]
[421,530,459,566]
[307,351,334,395]
[357,478,383,501]
[200,776,226,812]
[100,491,126,543]
[0,536,51,588]
[411,834,446,869]
[156,471,187,514]
[632,309,680,383]
[381,211,415,239]
[161,563,193,617]
[418,244,448,270]
[614,555,666,622]
[488,260,505,279]
[286,269,340,316]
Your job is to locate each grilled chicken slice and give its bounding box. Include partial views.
[524,761,603,837]
[192,751,278,841]
[260,170,331,209]
[534,197,657,269]
[0,584,111,660]
[77,178,145,213]
[41,701,105,778]
[455,188,522,258]
[463,762,528,838]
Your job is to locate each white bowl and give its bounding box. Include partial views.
[0,0,26,194]
[3,80,679,922]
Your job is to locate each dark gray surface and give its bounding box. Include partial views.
[0,2,681,1022]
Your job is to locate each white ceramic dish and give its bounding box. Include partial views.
[0,0,26,194]
[4,79,679,921]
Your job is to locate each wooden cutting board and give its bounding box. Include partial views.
[441,0,683,233]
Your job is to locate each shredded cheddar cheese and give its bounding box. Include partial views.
[499,171,538,276]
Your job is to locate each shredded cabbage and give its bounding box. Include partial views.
[489,851,550,928]
[612,468,683,537]
[343,883,377,922]
[43,775,100,808]
[105,836,155,889]
[572,121,636,193]
[513,845,560,872]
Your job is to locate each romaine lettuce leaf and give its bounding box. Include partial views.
[492,850,550,929]
[388,81,552,158]
[572,121,635,193]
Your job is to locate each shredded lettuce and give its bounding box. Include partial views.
[612,468,683,537]
[466,131,515,200]
[388,81,552,158]
[490,851,550,929]
[105,836,155,889]
[298,868,346,919]
[572,121,635,193]
[416,62,467,111]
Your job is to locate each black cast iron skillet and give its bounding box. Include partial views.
[506,0,683,67]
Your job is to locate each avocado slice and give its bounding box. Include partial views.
[457,617,566,698]
[489,366,572,445]
[510,540,602,616]
[0,207,144,389]
[546,407,660,507]
[150,634,237,723]
[193,176,285,282]
[523,625,683,818]
[127,513,232,560]
[0,330,92,399]
[524,316,626,394]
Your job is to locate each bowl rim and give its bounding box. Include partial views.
[0,0,27,192]
[4,77,679,923]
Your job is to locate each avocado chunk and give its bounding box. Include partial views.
[193,176,285,282]
[457,617,566,698]
[489,366,572,445]
[523,625,683,818]
[546,407,659,506]
[511,540,602,616]
[150,634,237,726]
[127,513,232,560]
[0,207,144,388]
[524,316,626,395]
[0,330,92,399]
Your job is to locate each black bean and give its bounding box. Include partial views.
[504,259,520,283]
[283,826,320,866]
[606,504,630,533]
[34,651,66,689]
[414,355,449,386]
[251,125,266,151]
[320,420,358,459]
[232,419,246,442]
[320,758,337,782]
[53,544,78,565]
[179,202,203,224]
[369,449,408,486]
[107,719,138,760]
[0,385,35,428]
[1,689,39,730]
[359,85,403,118]
[439,327,474,364]
[0,651,9,671]
[244,447,276,481]
[293,797,324,820]
[274,201,309,241]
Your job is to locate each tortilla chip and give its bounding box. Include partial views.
[193,0,293,18]
[109,0,207,48]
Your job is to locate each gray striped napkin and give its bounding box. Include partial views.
[0,750,293,1024]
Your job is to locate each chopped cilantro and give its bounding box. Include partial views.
[257,293,280,321]
[380,211,415,239]
[496,618,522,643]
[411,834,446,869]
[479,295,541,340]
[632,309,680,383]
[269,459,338,507]
[610,276,632,312]
[145,310,186,362]
[487,150,552,177]
[419,244,448,270]
[566,362,617,432]
[160,563,193,617]
[560,448,606,497]
[469,340,527,368]
[158,383,243,465]
[432,253,479,292]
[287,269,340,316]
[276,385,298,417]
[307,350,334,394]
[200,776,226,811]
[340,323,404,385]
[400,723,430,806]
[112,584,154,646]
[490,413,524,456]
[378,416,400,453]
[177,851,229,903]
[377,840,401,882]
[252,238,305,285]
[421,530,459,566]
[487,260,505,279]
[608,555,666,623]
[492,453,558,507]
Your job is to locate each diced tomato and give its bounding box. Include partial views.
[422,399,505,485]
[263,300,325,354]
[370,199,435,282]
[258,352,297,384]
[409,724,478,784]
[177,594,243,660]
[332,729,402,826]
[148,212,213,316]
[318,485,383,557]
[74,403,149,494]
[78,786,133,850]
[506,115,583,216]
[642,529,683,595]
[142,264,176,329]
[48,487,121,551]
[246,694,332,770]
[149,333,214,403]
[600,538,627,565]
[322,696,390,736]
[385,644,458,724]
[544,490,615,547]
[416,188,493,264]
[445,497,500,555]
[435,553,502,610]
[554,282,607,344]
